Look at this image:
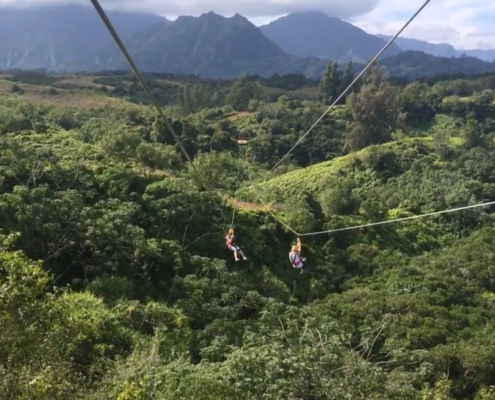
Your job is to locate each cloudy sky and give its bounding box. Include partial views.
[0,0,493,50]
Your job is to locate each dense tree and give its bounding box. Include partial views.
[179,83,222,113]
[339,61,357,99]
[317,61,341,105]
[400,81,442,125]
[226,75,264,111]
[344,62,404,152]
[2,68,495,400]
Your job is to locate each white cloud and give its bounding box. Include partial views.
[0,0,379,19]
[349,0,495,49]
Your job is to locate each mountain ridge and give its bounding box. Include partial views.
[71,10,495,80]
[0,4,166,70]
[260,11,402,63]
[377,34,495,61]
[71,11,328,79]
[1,5,495,79]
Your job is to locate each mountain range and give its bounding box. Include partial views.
[76,12,314,79]
[376,35,495,62]
[259,11,402,63]
[0,4,164,71]
[1,4,494,80]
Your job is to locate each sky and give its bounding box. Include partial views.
[0,0,494,50]
[349,0,495,50]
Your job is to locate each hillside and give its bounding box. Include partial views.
[2,63,495,398]
[260,11,402,63]
[0,4,165,71]
[77,50,495,81]
[377,34,495,62]
[75,12,327,79]
[380,50,495,80]
[2,67,495,398]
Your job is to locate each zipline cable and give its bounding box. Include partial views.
[231,144,243,226]
[91,0,203,188]
[242,0,433,234]
[240,123,299,234]
[267,0,433,175]
[90,0,231,224]
[231,171,240,226]
[245,166,299,234]
[297,200,495,237]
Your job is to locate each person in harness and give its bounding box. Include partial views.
[289,238,306,273]
[225,228,247,261]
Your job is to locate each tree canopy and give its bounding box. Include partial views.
[1,67,495,399]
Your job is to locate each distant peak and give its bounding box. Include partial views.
[176,15,195,21]
[231,13,251,24]
[201,11,223,19]
[194,11,252,25]
[291,10,329,16]
[300,10,326,14]
[279,10,343,23]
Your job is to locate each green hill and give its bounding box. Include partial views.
[238,134,493,241]
[381,51,495,80]
[245,134,463,199]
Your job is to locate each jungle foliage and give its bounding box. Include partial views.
[1,64,495,399]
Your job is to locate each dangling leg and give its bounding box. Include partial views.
[239,249,247,260]
[233,247,240,261]
[300,262,307,274]
[229,245,239,261]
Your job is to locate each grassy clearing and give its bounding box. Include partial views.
[244,136,464,202]
[156,79,185,87]
[250,151,359,196]
[0,78,143,109]
[226,198,271,212]
[404,136,464,146]
[227,111,253,121]
[261,86,285,96]
[54,75,114,90]
[443,95,495,104]
[296,86,318,98]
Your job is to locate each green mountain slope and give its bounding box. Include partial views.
[240,136,494,247]
[260,11,402,63]
[380,51,495,80]
[0,4,166,71]
[77,12,328,79]
[244,140,451,198]
[377,34,495,62]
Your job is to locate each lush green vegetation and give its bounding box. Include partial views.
[1,63,495,400]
